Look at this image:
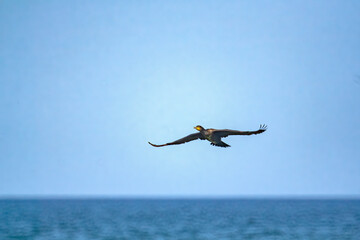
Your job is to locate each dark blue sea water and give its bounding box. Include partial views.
[0,199,359,240]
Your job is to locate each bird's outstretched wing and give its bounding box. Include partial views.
[213,124,267,138]
[148,133,204,147]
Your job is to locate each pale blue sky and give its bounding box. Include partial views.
[0,1,359,196]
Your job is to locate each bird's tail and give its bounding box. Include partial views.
[211,141,231,148]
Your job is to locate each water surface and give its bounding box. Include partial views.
[1,199,359,239]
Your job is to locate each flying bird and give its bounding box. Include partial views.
[148,124,267,148]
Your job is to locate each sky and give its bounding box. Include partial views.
[0,0,359,197]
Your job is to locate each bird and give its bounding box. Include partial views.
[148,124,267,148]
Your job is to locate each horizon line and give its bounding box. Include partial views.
[1,194,360,200]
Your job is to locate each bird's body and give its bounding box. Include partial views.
[200,128,230,147]
[148,124,267,148]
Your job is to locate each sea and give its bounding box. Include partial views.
[0,198,359,240]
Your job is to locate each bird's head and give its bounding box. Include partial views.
[194,125,204,131]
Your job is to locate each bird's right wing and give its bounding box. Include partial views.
[148,133,204,147]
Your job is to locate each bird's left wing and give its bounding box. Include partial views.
[213,124,267,138]
[148,133,204,147]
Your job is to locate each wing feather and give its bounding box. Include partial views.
[213,124,267,138]
[148,133,204,147]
